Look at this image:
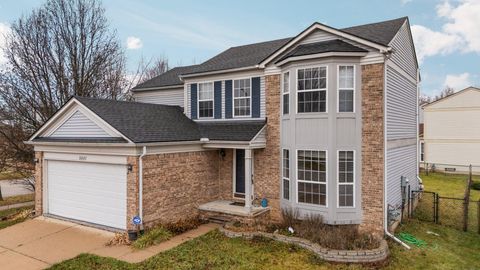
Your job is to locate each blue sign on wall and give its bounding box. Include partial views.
[132,216,141,225]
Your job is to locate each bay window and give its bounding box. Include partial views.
[338,65,355,112]
[297,150,327,206]
[297,67,327,113]
[283,149,290,200]
[283,72,290,115]
[338,151,354,207]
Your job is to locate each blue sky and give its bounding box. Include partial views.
[1,0,479,97]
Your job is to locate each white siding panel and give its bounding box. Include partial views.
[389,23,417,80]
[51,110,110,138]
[387,144,418,207]
[134,88,184,107]
[425,110,480,140]
[300,29,338,44]
[386,66,417,140]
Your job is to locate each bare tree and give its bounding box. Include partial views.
[0,0,128,182]
[419,94,431,105]
[123,56,169,100]
[434,86,455,101]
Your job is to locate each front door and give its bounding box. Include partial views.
[234,149,245,197]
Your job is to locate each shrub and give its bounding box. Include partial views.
[132,226,172,249]
[472,181,480,191]
[164,216,204,235]
[280,207,300,228]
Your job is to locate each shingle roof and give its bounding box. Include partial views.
[197,120,265,141]
[341,17,407,46]
[131,65,199,91]
[74,96,201,143]
[131,17,407,89]
[34,97,266,143]
[277,39,368,63]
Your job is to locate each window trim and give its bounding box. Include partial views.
[295,149,328,207]
[197,81,215,119]
[232,77,252,118]
[337,65,355,113]
[295,65,328,114]
[282,71,290,115]
[282,148,290,200]
[336,150,355,208]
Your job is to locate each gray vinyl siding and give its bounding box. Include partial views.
[50,110,110,137]
[387,144,418,207]
[133,88,184,107]
[389,23,417,80]
[386,67,417,140]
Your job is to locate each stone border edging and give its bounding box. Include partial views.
[219,226,389,263]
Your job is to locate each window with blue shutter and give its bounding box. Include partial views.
[214,81,222,119]
[190,83,197,119]
[225,80,233,118]
[252,77,261,118]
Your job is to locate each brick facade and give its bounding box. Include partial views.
[360,63,385,235]
[218,149,233,200]
[34,151,43,216]
[140,150,220,228]
[254,74,282,220]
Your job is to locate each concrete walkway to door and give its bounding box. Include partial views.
[0,217,219,270]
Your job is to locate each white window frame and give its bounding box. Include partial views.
[282,71,290,115]
[197,81,214,119]
[296,149,328,207]
[282,148,290,200]
[337,150,355,208]
[233,77,252,118]
[295,65,328,114]
[337,65,355,113]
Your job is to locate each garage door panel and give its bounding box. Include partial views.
[47,160,127,229]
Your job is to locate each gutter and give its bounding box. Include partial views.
[383,55,410,250]
[179,65,261,79]
[139,146,147,227]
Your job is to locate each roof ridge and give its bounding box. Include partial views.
[341,16,408,31]
[74,95,181,108]
[228,37,293,49]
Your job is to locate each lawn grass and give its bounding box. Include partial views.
[48,220,480,270]
[0,171,29,180]
[0,194,34,207]
[0,206,33,229]
[420,171,480,200]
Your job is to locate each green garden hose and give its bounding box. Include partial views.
[397,233,427,248]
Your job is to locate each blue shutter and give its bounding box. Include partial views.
[214,81,222,119]
[190,83,197,119]
[252,77,261,118]
[225,80,233,118]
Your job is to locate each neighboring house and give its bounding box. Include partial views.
[423,87,480,172]
[27,17,419,235]
[418,103,425,163]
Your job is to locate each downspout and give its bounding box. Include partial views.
[139,146,147,227]
[383,54,411,249]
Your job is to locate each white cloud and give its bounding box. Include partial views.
[444,72,472,90]
[411,25,461,62]
[411,0,480,62]
[0,22,11,65]
[126,36,143,50]
[400,0,412,5]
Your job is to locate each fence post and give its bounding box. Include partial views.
[462,165,473,231]
[435,193,439,224]
[426,162,429,176]
[477,199,480,234]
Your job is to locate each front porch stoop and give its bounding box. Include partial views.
[198,200,270,225]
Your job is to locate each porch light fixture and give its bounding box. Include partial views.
[127,164,133,172]
[33,158,39,164]
[219,149,226,158]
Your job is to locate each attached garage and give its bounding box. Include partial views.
[45,159,127,229]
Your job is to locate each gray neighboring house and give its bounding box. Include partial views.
[28,17,419,236]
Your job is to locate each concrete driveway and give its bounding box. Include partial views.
[0,217,116,270]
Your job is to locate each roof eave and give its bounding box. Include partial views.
[131,84,184,92]
[179,65,261,79]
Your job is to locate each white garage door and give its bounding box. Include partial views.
[47,160,127,229]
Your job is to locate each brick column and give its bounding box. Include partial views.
[360,63,385,235]
[34,151,43,216]
[126,156,139,231]
[254,74,281,220]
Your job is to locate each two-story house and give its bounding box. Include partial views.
[27,17,419,236]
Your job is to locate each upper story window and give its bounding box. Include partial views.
[198,82,214,118]
[283,72,290,115]
[338,65,355,112]
[297,150,327,206]
[233,78,251,117]
[338,151,354,207]
[297,67,327,113]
